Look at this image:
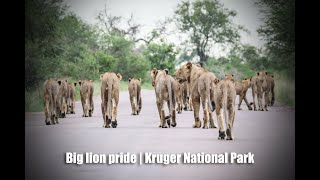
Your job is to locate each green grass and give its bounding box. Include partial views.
[25,80,154,112]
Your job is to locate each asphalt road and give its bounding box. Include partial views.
[25,89,295,180]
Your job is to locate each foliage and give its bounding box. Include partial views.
[174,0,244,65]
[143,42,178,74]
[256,0,295,76]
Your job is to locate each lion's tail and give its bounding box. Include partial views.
[222,83,228,129]
[205,77,213,112]
[106,78,113,120]
[166,79,174,116]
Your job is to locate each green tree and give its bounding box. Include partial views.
[144,42,178,74]
[256,0,295,75]
[174,0,244,66]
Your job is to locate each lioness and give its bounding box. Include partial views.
[67,82,77,114]
[251,71,271,111]
[214,74,236,140]
[151,68,177,128]
[57,78,68,118]
[79,80,94,117]
[235,78,253,110]
[100,72,122,128]
[267,74,275,106]
[173,62,217,129]
[128,78,142,115]
[43,79,60,125]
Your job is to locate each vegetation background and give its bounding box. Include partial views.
[25,0,294,112]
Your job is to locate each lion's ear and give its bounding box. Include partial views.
[250,77,252,81]
[232,74,234,77]
[65,79,68,82]
[271,75,274,78]
[58,80,62,86]
[78,80,82,86]
[257,72,260,76]
[74,82,77,86]
[164,69,169,75]
[214,79,220,85]
[117,73,122,80]
[100,74,104,80]
[265,71,268,75]
[139,78,142,82]
[186,62,192,70]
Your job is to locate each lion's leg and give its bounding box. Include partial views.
[156,99,162,127]
[89,93,94,117]
[138,96,142,114]
[208,110,217,128]
[258,93,263,111]
[201,97,209,129]
[130,96,135,115]
[264,92,269,111]
[238,94,243,110]
[243,93,252,110]
[44,97,50,125]
[226,103,235,140]
[81,97,86,117]
[252,90,257,111]
[111,98,118,128]
[271,87,275,106]
[216,107,225,140]
[192,95,201,128]
[101,103,107,128]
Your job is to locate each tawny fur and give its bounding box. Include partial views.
[173,62,217,129]
[214,74,237,140]
[43,79,60,125]
[128,78,142,115]
[100,72,122,128]
[79,80,94,117]
[150,68,177,128]
[251,71,271,111]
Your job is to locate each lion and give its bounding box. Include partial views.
[267,74,275,106]
[173,62,217,129]
[100,72,122,128]
[150,68,177,128]
[79,80,94,117]
[128,78,142,115]
[251,71,271,111]
[43,79,60,125]
[57,78,68,118]
[213,74,237,140]
[66,82,77,114]
[235,78,253,110]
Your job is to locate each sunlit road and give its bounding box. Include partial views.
[25,89,295,180]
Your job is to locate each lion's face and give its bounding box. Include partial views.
[173,63,191,84]
[256,71,267,85]
[224,74,235,83]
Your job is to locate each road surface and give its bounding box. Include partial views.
[25,89,295,180]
